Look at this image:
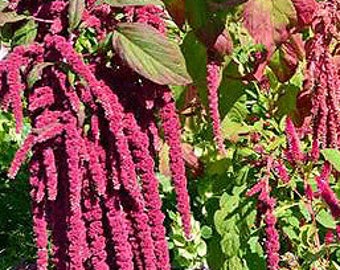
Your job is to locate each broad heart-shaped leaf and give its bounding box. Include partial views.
[113,23,192,85]
[96,0,162,6]
[68,0,85,31]
[242,0,298,56]
[321,149,340,172]
[0,12,28,26]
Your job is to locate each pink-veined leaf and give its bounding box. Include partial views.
[113,22,192,85]
[243,0,298,56]
[291,0,318,27]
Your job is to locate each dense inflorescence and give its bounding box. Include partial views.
[0,1,192,269]
[298,0,340,150]
[289,0,340,223]
[247,158,280,270]
[206,60,227,155]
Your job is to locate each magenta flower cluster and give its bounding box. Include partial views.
[247,158,280,270]
[0,1,192,269]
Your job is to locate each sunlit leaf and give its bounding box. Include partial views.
[0,12,27,27]
[321,149,340,172]
[12,20,37,46]
[113,23,192,85]
[68,0,85,31]
[316,209,336,229]
[242,0,297,54]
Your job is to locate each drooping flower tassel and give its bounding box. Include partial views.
[104,193,134,270]
[285,117,304,163]
[124,112,170,269]
[82,177,109,270]
[159,87,192,238]
[207,60,227,155]
[316,163,340,219]
[29,158,49,270]
[64,116,88,269]
[247,158,280,270]
[42,147,58,201]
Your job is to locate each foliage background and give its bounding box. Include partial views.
[0,0,340,269]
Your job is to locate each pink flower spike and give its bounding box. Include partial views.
[285,117,304,163]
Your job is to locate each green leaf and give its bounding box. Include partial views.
[197,241,207,257]
[181,31,208,105]
[113,23,192,85]
[320,149,340,172]
[298,200,311,222]
[201,226,213,239]
[163,0,185,26]
[269,42,298,83]
[207,236,226,270]
[178,248,195,260]
[0,12,27,27]
[224,256,243,270]
[185,0,208,31]
[220,232,240,258]
[219,62,248,119]
[283,226,299,241]
[276,84,300,118]
[96,0,162,6]
[12,20,37,46]
[248,236,263,256]
[27,62,53,89]
[68,0,85,31]
[316,209,336,229]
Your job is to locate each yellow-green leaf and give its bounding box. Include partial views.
[320,149,340,172]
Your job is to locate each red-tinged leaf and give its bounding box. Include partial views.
[0,12,27,26]
[163,0,185,27]
[182,143,203,177]
[68,0,85,31]
[96,0,162,6]
[210,29,234,57]
[269,40,299,83]
[242,0,298,55]
[289,33,305,60]
[291,0,318,27]
[113,22,192,85]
